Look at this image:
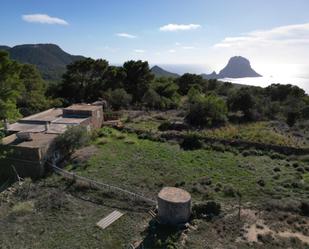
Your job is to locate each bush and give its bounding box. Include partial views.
[55,126,90,155]
[186,94,227,127]
[180,134,203,150]
[286,111,299,127]
[158,121,188,131]
[223,184,237,197]
[192,201,221,218]
[104,88,132,110]
[142,89,163,109]
[158,121,172,131]
[300,201,309,216]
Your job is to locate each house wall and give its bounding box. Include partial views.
[63,107,104,129]
[90,108,104,129]
[1,158,44,179]
[1,104,104,180]
[1,136,57,179]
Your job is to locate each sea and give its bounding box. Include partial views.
[220,76,309,94]
[158,64,309,94]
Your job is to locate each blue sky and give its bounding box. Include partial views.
[1,0,309,75]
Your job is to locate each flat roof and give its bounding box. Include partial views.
[46,123,68,134]
[2,133,58,148]
[8,123,46,133]
[64,104,101,111]
[20,108,62,122]
[52,117,90,125]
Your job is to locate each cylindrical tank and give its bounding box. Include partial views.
[157,187,191,225]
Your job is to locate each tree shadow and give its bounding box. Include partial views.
[139,219,183,249]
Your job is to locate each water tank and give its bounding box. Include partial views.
[157,187,191,225]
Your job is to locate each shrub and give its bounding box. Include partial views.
[180,134,203,150]
[124,139,136,144]
[115,134,126,140]
[55,126,90,155]
[104,88,132,110]
[223,184,237,197]
[257,179,266,187]
[265,199,301,213]
[142,89,163,109]
[300,201,309,216]
[186,94,228,127]
[158,121,188,131]
[192,201,221,218]
[210,142,226,152]
[286,111,299,127]
[158,121,172,131]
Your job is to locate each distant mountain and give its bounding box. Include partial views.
[151,65,179,78]
[0,44,85,81]
[0,45,10,51]
[201,71,218,80]
[202,56,262,79]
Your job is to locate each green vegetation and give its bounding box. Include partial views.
[71,128,308,202]
[1,128,309,248]
[123,112,309,148]
[1,44,85,82]
[0,50,56,123]
[55,126,91,155]
[2,47,307,131]
[186,94,228,127]
[200,122,303,147]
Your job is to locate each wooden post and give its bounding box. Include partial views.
[238,193,242,222]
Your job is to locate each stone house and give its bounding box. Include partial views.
[1,104,104,179]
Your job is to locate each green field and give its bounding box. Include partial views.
[73,128,308,202]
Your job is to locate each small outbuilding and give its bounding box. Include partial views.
[157,187,191,225]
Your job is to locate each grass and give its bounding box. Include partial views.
[125,119,161,131]
[12,201,34,214]
[123,112,307,148]
[200,122,303,147]
[72,128,308,202]
[303,173,309,185]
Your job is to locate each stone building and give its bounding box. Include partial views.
[1,104,104,179]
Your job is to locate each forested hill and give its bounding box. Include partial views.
[0,44,84,82]
[151,65,179,78]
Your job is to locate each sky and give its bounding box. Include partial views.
[1,0,309,77]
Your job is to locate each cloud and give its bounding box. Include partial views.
[210,23,309,78]
[22,14,68,25]
[134,49,145,53]
[160,24,201,32]
[214,23,309,48]
[182,46,196,50]
[168,49,176,53]
[116,33,137,39]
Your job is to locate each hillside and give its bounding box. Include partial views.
[151,65,179,78]
[0,44,84,82]
[1,127,308,248]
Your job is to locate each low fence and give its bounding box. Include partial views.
[52,165,157,205]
